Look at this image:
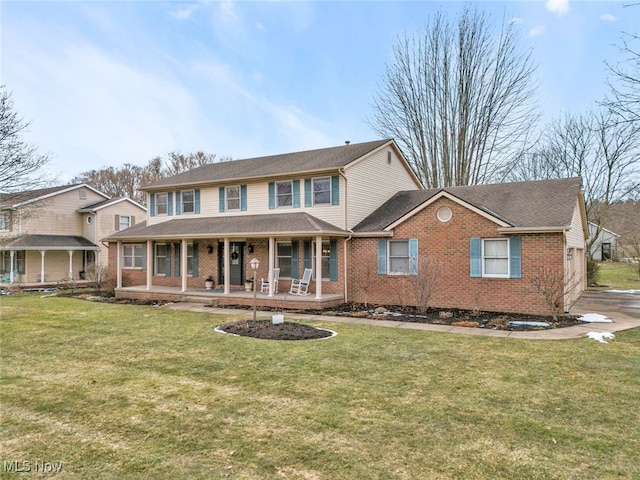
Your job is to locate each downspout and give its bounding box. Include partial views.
[339,168,353,303]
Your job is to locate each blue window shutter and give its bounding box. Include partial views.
[219,187,226,212]
[329,239,338,281]
[165,246,171,276]
[174,243,180,277]
[291,241,299,278]
[304,178,312,207]
[303,241,311,269]
[167,192,173,216]
[509,237,522,279]
[192,242,199,277]
[470,238,482,277]
[150,194,156,217]
[378,239,387,274]
[331,175,340,205]
[141,244,147,269]
[293,180,300,208]
[175,192,182,215]
[240,185,247,211]
[194,190,200,214]
[268,182,275,209]
[409,238,418,275]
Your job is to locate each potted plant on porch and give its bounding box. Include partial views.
[205,276,214,290]
[244,278,253,291]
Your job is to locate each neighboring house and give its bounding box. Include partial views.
[105,139,587,316]
[588,222,620,261]
[602,201,640,261]
[1,184,146,285]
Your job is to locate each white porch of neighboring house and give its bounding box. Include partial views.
[0,234,101,285]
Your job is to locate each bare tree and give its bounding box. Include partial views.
[530,266,581,321]
[412,257,443,314]
[0,86,52,192]
[370,7,539,188]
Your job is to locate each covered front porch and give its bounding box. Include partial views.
[115,284,345,310]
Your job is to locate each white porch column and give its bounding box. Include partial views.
[116,242,122,289]
[67,250,74,279]
[40,250,46,284]
[223,238,230,294]
[9,251,15,282]
[268,236,276,297]
[146,240,153,290]
[315,235,322,300]
[181,239,188,293]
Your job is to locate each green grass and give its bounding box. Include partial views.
[2,294,639,479]
[597,261,640,290]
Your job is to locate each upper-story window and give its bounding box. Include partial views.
[119,215,132,230]
[0,211,11,231]
[181,190,195,214]
[156,193,168,215]
[276,181,293,207]
[226,186,241,211]
[313,177,331,205]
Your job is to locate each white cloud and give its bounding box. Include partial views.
[510,17,523,25]
[600,13,617,22]
[546,0,569,15]
[529,25,546,37]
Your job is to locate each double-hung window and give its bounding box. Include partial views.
[0,211,10,231]
[156,193,168,215]
[377,239,418,275]
[276,242,292,277]
[482,239,509,277]
[123,244,144,269]
[226,186,241,211]
[155,243,168,276]
[181,190,195,214]
[276,181,293,207]
[119,215,131,231]
[389,240,411,275]
[313,177,331,205]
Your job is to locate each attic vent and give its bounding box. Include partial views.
[79,190,87,200]
[345,140,350,145]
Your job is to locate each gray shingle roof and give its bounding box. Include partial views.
[143,139,392,190]
[105,212,348,241]
[354,177,583,232]
[0,235,100,250]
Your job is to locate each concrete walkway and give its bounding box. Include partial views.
[166,289,640,340]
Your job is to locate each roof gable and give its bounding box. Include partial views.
[1,184,109,209]
[354,177,583,233]
[142,139,395,190]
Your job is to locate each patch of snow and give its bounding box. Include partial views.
[510,321,550,328]
[586,332,615,343]
[605,289,640,295]
[578,313,612,323]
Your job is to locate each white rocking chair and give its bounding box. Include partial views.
[260,268,280,294]
[289,268,312,296]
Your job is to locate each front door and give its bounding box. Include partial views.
[218,242,245,285]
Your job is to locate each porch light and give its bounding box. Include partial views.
[207,244,214,254]
[250,258,260,321]
[567,249,573,261]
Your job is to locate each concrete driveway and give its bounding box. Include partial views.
[567,289,640,335]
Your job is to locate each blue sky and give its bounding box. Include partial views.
[2,0,638,184]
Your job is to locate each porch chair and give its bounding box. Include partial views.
[289,268,312,296]
[260,268,280,294]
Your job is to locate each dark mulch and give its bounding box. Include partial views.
[217,320,334,340]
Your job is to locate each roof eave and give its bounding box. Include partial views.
[497,226,570,234]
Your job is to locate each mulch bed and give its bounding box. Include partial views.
[217,320,334,340]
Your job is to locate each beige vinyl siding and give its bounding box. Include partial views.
[566,200,586,248]
[21,250,86,283]
[344,146,422,229]
[18,188,106,236]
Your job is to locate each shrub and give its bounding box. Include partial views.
[587,260,601,286]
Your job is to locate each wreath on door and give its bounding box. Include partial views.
[231,252,239,260]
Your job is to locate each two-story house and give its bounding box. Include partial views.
[1,184,146,285]
[106,139,588,316]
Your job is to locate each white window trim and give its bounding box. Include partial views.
[156,192,168,216]
[312,176,331,206]
[181,190,195,214]
[119,215,131,231]
[123,244,144,270]
[1,211,11,231]
[225,185,241,211]
[276,241,293,278]
[275,181,293,208]
[482,238,510,278]
[387,239,410,275]
[155,243,167,276]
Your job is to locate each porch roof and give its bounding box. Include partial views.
[104,212,349,242]
[0,234,100,251]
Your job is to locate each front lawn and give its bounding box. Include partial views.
[1,294,639,479]
[597,261,640,290]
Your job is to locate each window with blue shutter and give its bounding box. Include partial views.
[240,185,247,211]
[167,192,173,216]
[174,243,180,277]
[470,238,482,277]
[290,241,299,278]
[329,239,338,281]
[219,187,226,212]
[175,191,182,215]
[509,237,521,279]
[293,180,300,208]
[304,179,312,207]
[331,175,339,205]
[268,182,275,209]
[150,194,156,217]
[408,239,418,275]
[194,190,200,214]
[378,239,387,274]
